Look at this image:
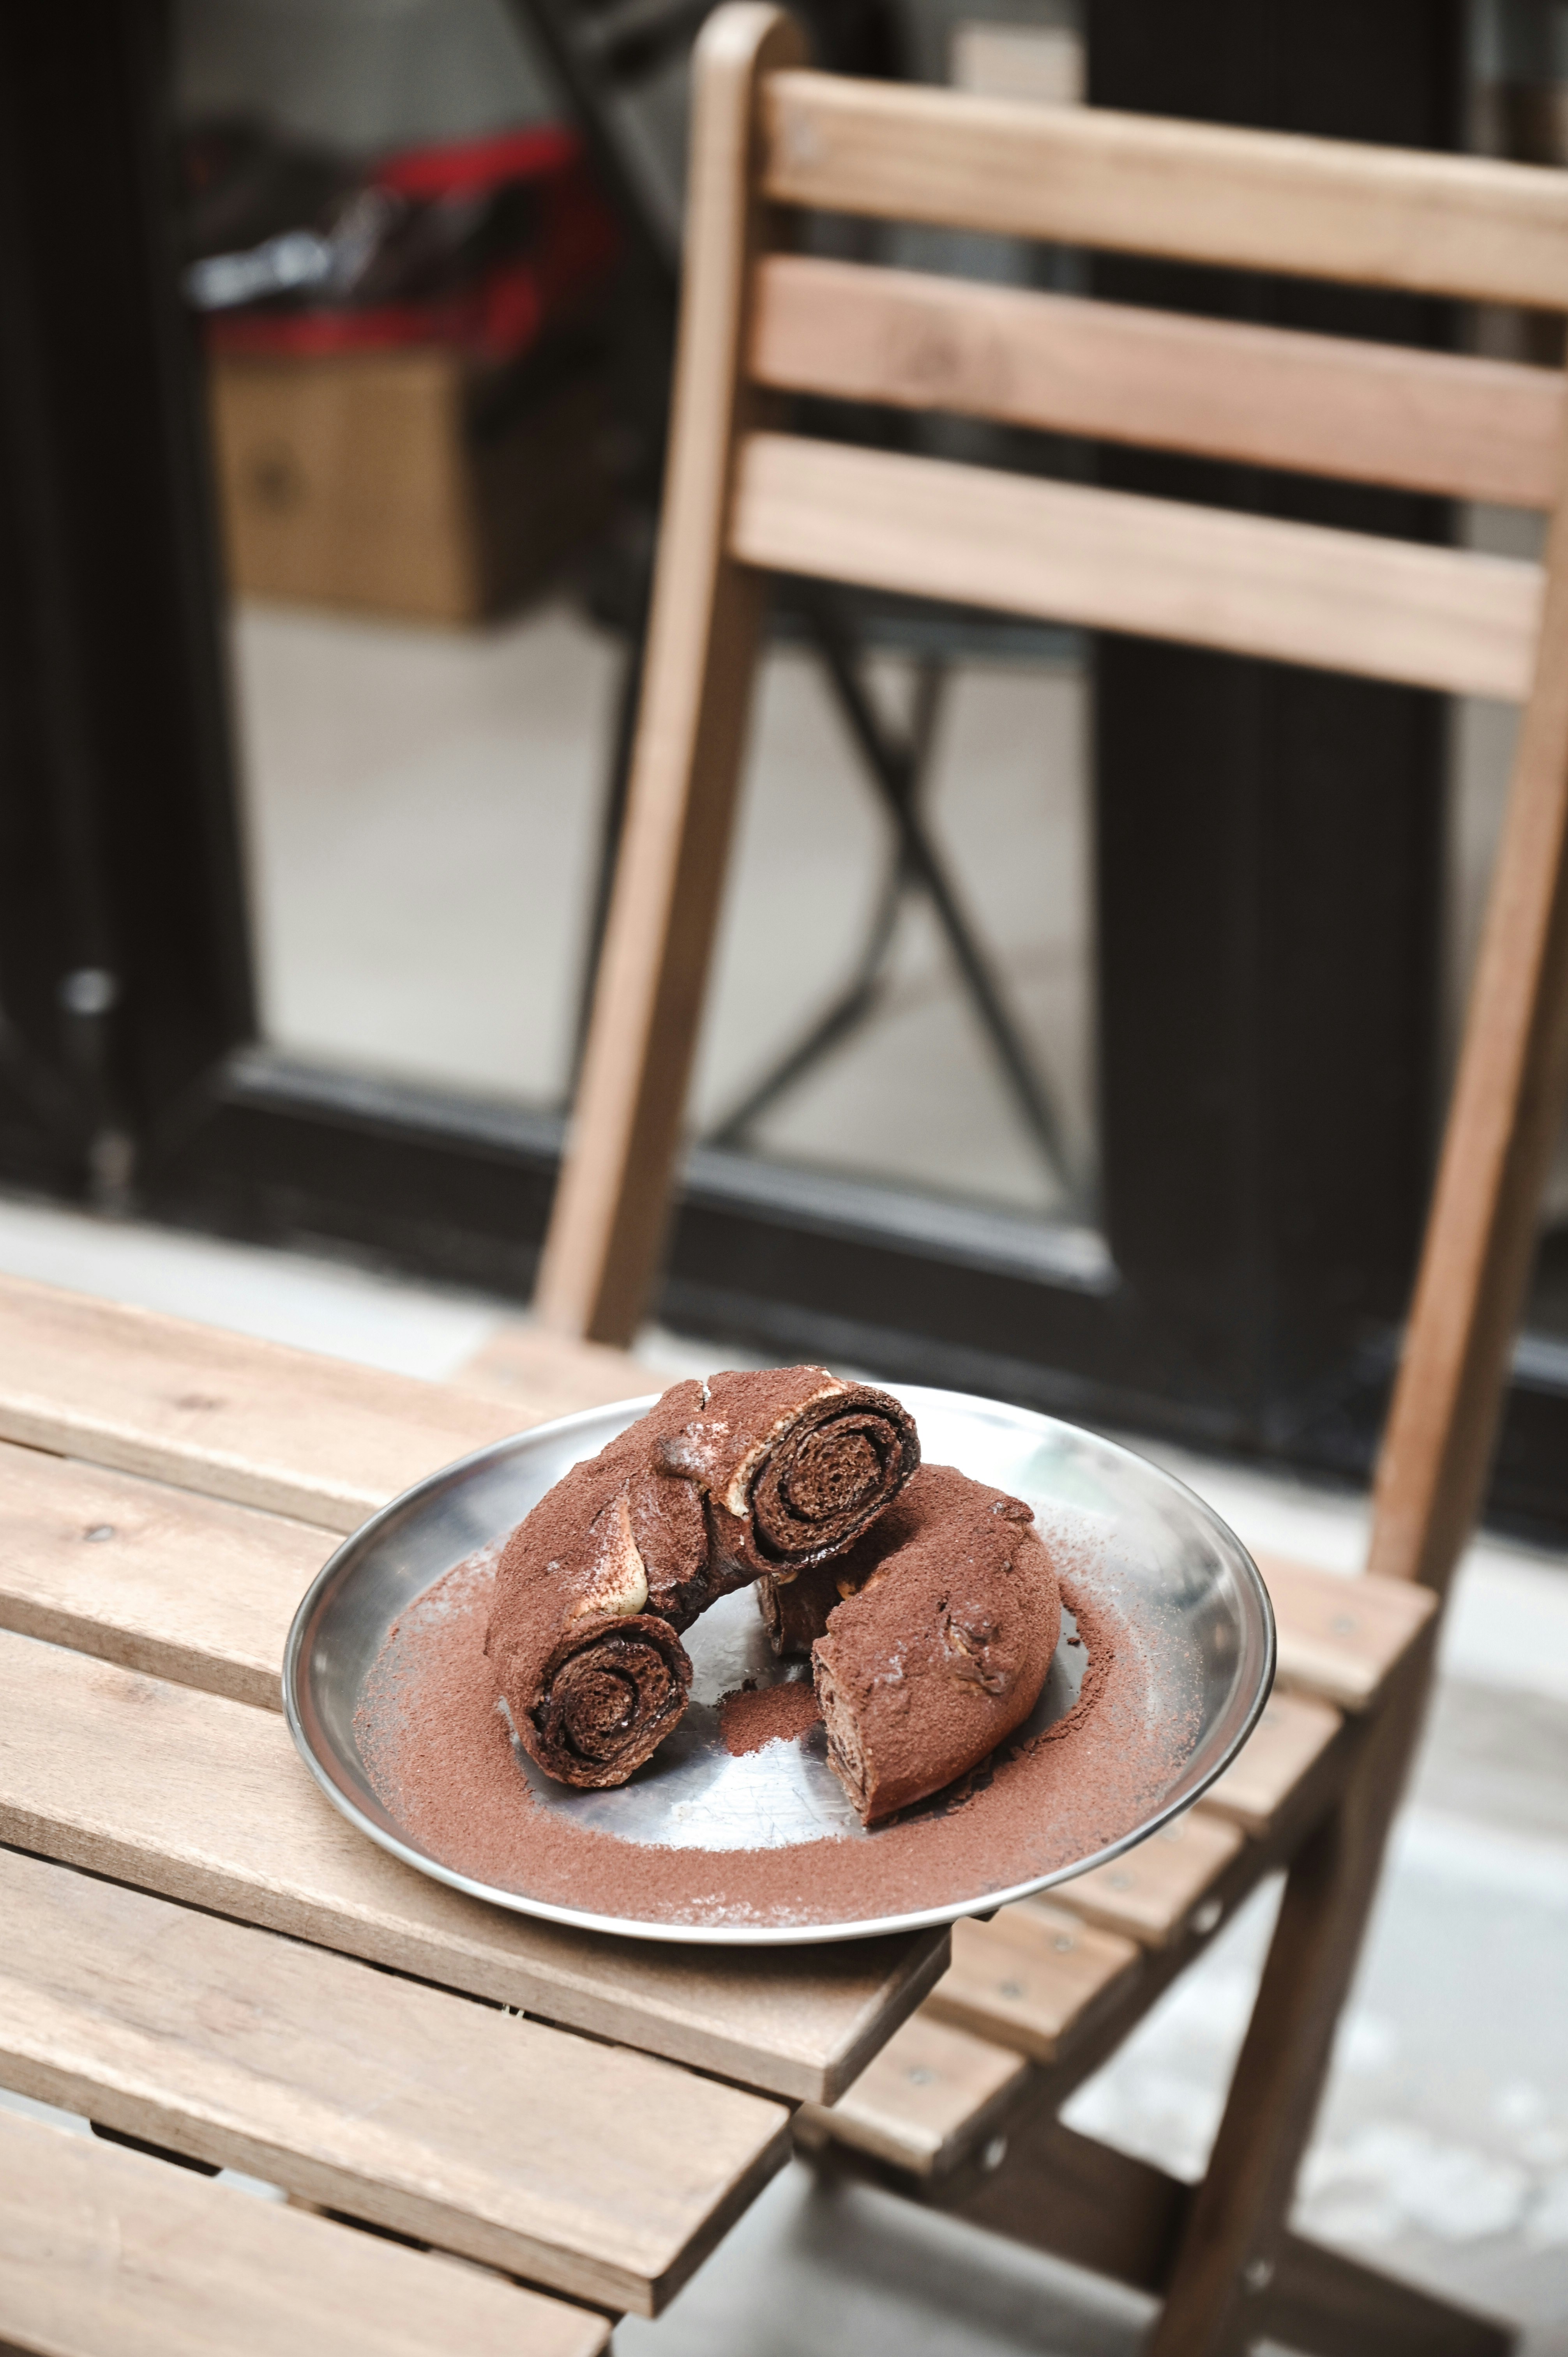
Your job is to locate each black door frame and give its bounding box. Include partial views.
[4,0,1567,1542]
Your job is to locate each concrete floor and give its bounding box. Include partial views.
[233,599,1094,1219]
[0,1192,1564,2352]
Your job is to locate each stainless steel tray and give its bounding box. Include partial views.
[284,1384,1274,1945]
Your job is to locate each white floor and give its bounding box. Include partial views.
[1,1192,1566,2351]
[232,600,1095,1219]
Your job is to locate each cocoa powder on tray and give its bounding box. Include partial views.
[719,1677,821,1757]
[353,1547,1199,1932]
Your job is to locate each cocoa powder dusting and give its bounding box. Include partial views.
[354,1545,1200,1932]
[719,1678,821,1757]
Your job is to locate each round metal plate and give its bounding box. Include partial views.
[284,1384,1275,1946]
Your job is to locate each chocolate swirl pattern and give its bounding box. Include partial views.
[524,1614,693,1788]
[658,1368,920,1575]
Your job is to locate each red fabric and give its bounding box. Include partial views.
[371,122,581,200]
[205,126,618,366]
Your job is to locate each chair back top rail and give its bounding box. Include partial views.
[749,254,1565,510]
[729,431,1543,700]
[759,70,1568,309]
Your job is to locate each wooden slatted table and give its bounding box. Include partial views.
[0,1274,948,2350]
[0,1270,1453,2353]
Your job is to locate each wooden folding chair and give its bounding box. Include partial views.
[531,7,1568,2346]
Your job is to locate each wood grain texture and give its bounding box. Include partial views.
[0,2106,609,2357]
[533,4,803,1346]
[453,1324,667,1416]
[1368,397,1568,1596]
[0,1629,945,2106]
[759,70,1568,308]
[0,1847,789,2316]
[0,1442,326,1708]
[1057,1810,1243,1948]
[729,431,1542,700]
[923,1899,1140,2064]
[1259,1553,1436,1709]
[1202,1691,1343,1836]
[796,2012,1028,2177]
[749,254,1564,509]
[0,1273,521,1532]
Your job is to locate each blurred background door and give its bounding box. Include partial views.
[3,0,1568,1539]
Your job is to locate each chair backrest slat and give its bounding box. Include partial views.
[749,254,1564,509]
[729,431,1543,699]
[760,71,1568,309]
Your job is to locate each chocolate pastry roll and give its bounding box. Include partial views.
[810,1463,1061,1824]
[487,1367,918,1788]
[656,1366,920,1578]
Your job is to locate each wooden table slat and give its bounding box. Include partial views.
[0,1628,945,2105]
[0,1440,326,1709]
[0,1273,527,1532]
[0,2106,609,2357]
[0,1848,789,2317]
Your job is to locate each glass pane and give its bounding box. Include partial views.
[180,0,1100,1234]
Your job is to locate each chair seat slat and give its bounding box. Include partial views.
[0,1272,523,1533]
[750,254,1564,510]
[1053,1809,1244,1948]
[1201,1690,1343,1834]
[923,1901,1141,2065]
[1259,1553,1437,1709]
[730,431,1542,700]
[761,71,1568,310]
[794,2012,1029,2177]
[0,1438,322,1709]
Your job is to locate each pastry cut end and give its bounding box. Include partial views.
[813,1650,875,1821]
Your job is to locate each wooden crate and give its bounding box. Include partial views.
[208,345,613,625]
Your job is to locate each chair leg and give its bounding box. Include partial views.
[569,620,649,1094]
[804,597,1084,1209]
[1146,1636,1433,2357]
[702,653,936,1145]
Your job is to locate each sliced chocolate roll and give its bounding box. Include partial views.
[525,1612,692,1789]
[486,1367,919,1790]
[811,1463,1062,1824]
[486,1387,708,1787]
[654,1367,920,1577]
